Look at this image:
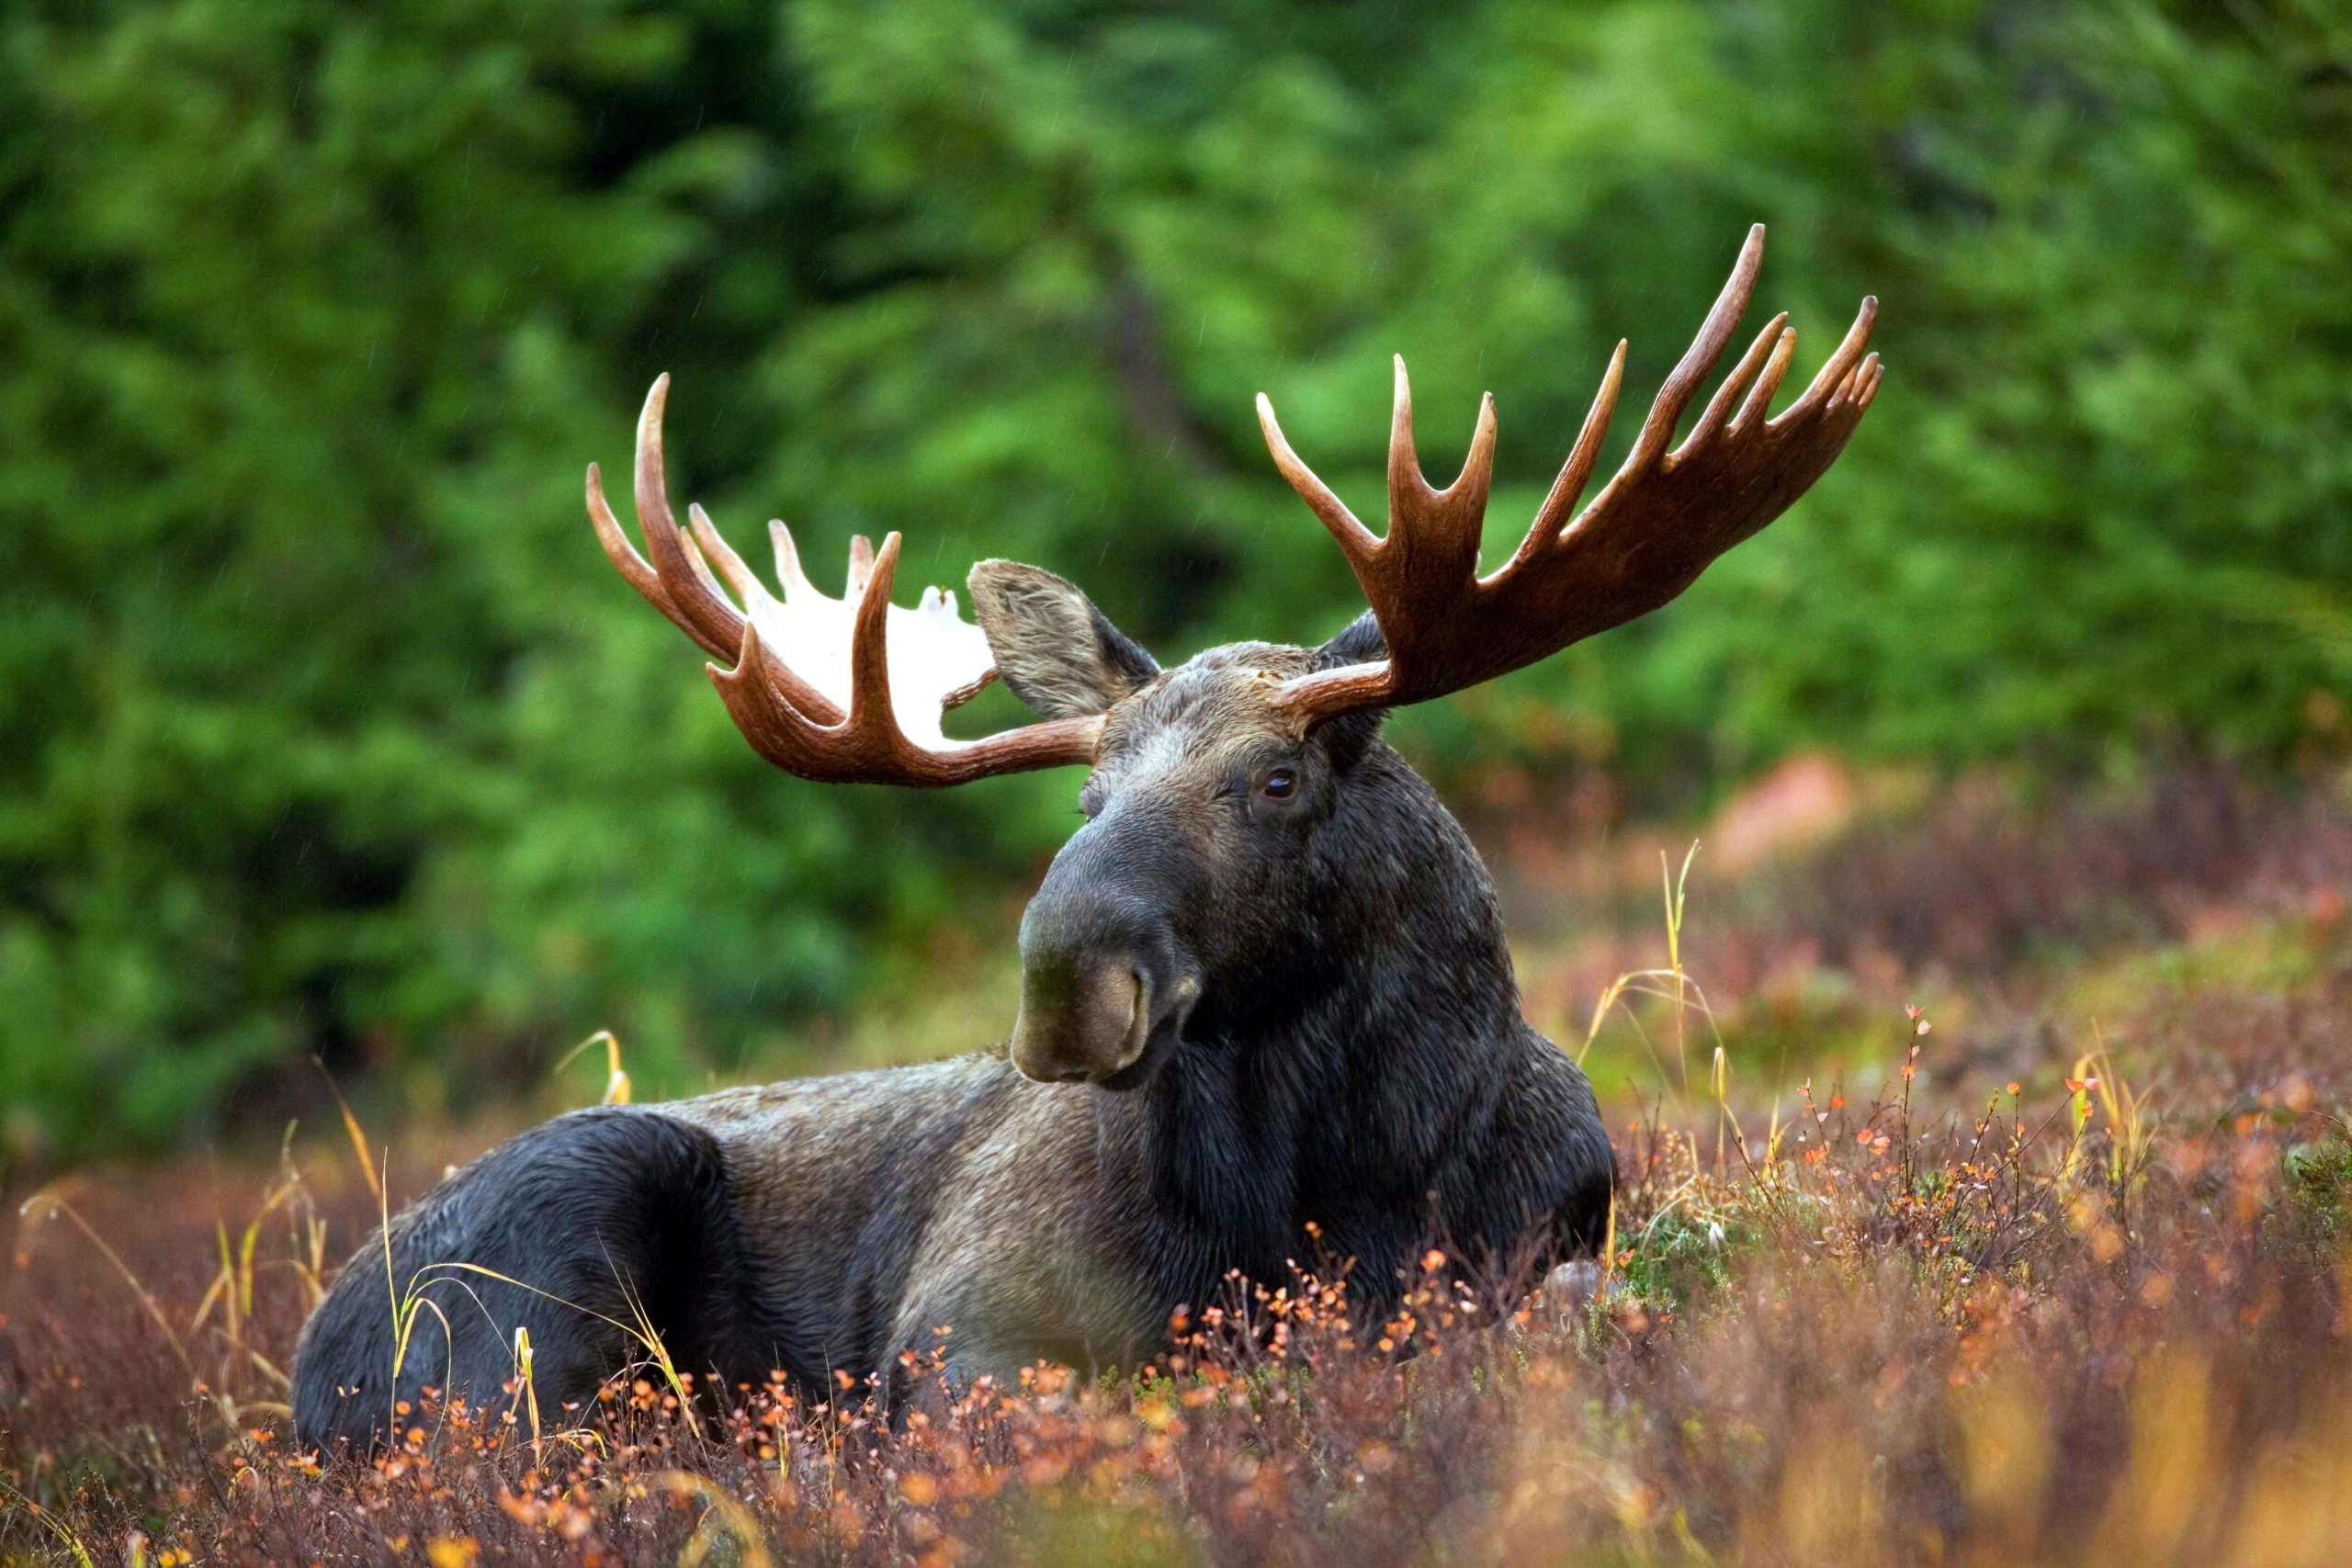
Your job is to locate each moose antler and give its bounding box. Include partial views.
[1256,223,1882,728]
[587,376,1104,784]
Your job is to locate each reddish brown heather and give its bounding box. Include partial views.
[11,768,2352,1566]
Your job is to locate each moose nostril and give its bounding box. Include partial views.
[1007,947,1154,1086]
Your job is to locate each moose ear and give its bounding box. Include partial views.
[1315,609,1387,671]
[967,560,1159,718]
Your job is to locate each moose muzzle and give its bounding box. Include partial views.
[1011,954,1155,1084]
[1011,823,1202,1087]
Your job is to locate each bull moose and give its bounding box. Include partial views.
[292,225,1880,1447]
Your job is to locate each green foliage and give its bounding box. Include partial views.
[2284,1135,2352,1243]
[1609,1203,1761,1311]
[5,0,2348,1157]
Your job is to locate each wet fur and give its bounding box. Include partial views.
[292,615,1614,1449]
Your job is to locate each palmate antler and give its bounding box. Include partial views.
[1256,223,1882,730]
[587,376,1102,784]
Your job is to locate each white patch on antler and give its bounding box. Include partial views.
[739,520,995,749]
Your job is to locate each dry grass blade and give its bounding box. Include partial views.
[316,1058,382,1205]
[17,1189,199,1384]
[553,1030,632,1105]
[0,1478,96,1568]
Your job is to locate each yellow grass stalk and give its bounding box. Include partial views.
[514,1325,543,1462]
[555,1030,632,1106]
[0,1477,96,1568]
[315,1061,381,1205]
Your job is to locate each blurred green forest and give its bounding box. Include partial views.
[4,0,2348,1160]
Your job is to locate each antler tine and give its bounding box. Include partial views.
[582,383,743,664]
[1255,359,1494,698]
[687,502,771,612]
[1255,393,1380,571]
[1627,222,1767,473]
[628,376,750,661]
[845,535,876,600]
[1732,326,1798,434]
[1678,311,1790,459]
[586,460,721,656]
[1520,340,1628,556]
[1771,295,1880,428]
[1373,359,1496,697]
[1826,353,1883,420]
[769,519,817,600]
[1385,356,1495,578]
[1385,355,1422,513]
[849,532,906,737]
[676,515,744,625]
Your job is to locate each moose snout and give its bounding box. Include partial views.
[1011,954,1153,1084]
[1011,863,1201,1087]
[1013,807,1207,1087]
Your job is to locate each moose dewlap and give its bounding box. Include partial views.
[290,224,1880,1447]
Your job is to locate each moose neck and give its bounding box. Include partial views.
[1125,741,1524,1274]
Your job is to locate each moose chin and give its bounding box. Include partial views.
[291,223,1881,1449]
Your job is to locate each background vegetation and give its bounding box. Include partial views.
[5,0,2348,1160]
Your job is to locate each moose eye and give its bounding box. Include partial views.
[1259,767,1297,801]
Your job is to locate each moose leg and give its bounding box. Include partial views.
[291,1107,763,1451]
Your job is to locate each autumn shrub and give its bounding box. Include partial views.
[13,946,2352,1565]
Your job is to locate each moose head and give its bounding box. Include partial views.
[588,223,1880,1089]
